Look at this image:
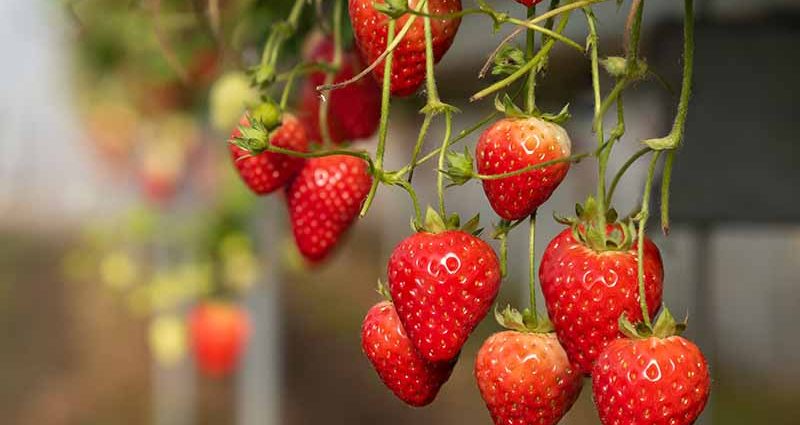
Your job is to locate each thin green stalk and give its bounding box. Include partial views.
[422,1,441,104]
[474,151,591,180]
[643,0,694,150]
[436,111,454,216]
[318,0,344,147]
[585,6,610,247]
[318,1,424,92]
[592,78,628,132]
[471,11,572,102]
[279,67,300,110]
[660,150,675,234]
[606,146,650,205]
[499,231,508,278]
[407,114,433,182]
[414,111,498,167]
[505,18,584,52]
[636,151,661,329]
[528,211,538,324]
[525,4,537,114]
[239,143,372,164]
[359,19,396,218]
[395,180,422,225]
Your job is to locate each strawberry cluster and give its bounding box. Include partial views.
[221,0,709,423]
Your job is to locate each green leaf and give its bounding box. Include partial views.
[539,103,572,124]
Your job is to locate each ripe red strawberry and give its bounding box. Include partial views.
[189,302,251,377]
[229,113,309,195]
[285,155,372,263]
[388,221,501,362]
[299,36,380,144]
[362,301,456,406]
[349,0,462,97]
[475,331,583,425]
[592,334,711,425]
[539,226,664,374]
[514,0,544,7]
[476,117,572,220]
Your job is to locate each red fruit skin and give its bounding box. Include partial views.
[475,331,583,425]
[514,0,544,6]
[189,302,251,377]
[476,117,571,221]
[592,336,711,425]
[285,155,372,263]
[300,37,381,144]
[349,0,462,97]
[539,227,664,374]
[229,114,309,195]
[388,230,501,362]
[361,301,456,407]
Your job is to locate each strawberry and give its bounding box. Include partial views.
[475,330,583,425]
[285,155,372,263]
[299,36,380,144]
[476,117,572,220]
[362,301,455,406]
[387,210,501,362]
[592,311,711,425]
[514,0,544,6]
[349,0,462,97]
[189,302,251,377]
[229,112,309,195]
[539,224,664,374]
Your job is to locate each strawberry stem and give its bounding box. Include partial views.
[527,211,538,327]
[359,18,396,218]
[436,111,454,217]
[524,4,537,114]
[474,151,591,180]
[317,0,344,148]
[606,146,650,206]
[471,12,571,102]
[636,150,661,330]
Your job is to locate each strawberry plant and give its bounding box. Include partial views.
[227,0,705,420]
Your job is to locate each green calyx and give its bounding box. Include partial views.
[414,206,482,236]
[601,56,648,81]
[495,304,553,334]
[494,94,571,124]
[554,196,634,252]
[375,279,393,301]
[619,307,687,339]
[231,102,283,155]
[441,147,475,186]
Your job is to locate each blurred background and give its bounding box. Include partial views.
[1,0,798,424]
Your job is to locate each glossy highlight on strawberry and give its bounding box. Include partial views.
[592,336,711,425]
[349,0,462,97]
[477,117,571,220]
[286,155,372,263]
[388,230,501,362]
[362,301,455,406]
[475,331,583,425]
[229,114,309,195]
[539,227,664,374]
